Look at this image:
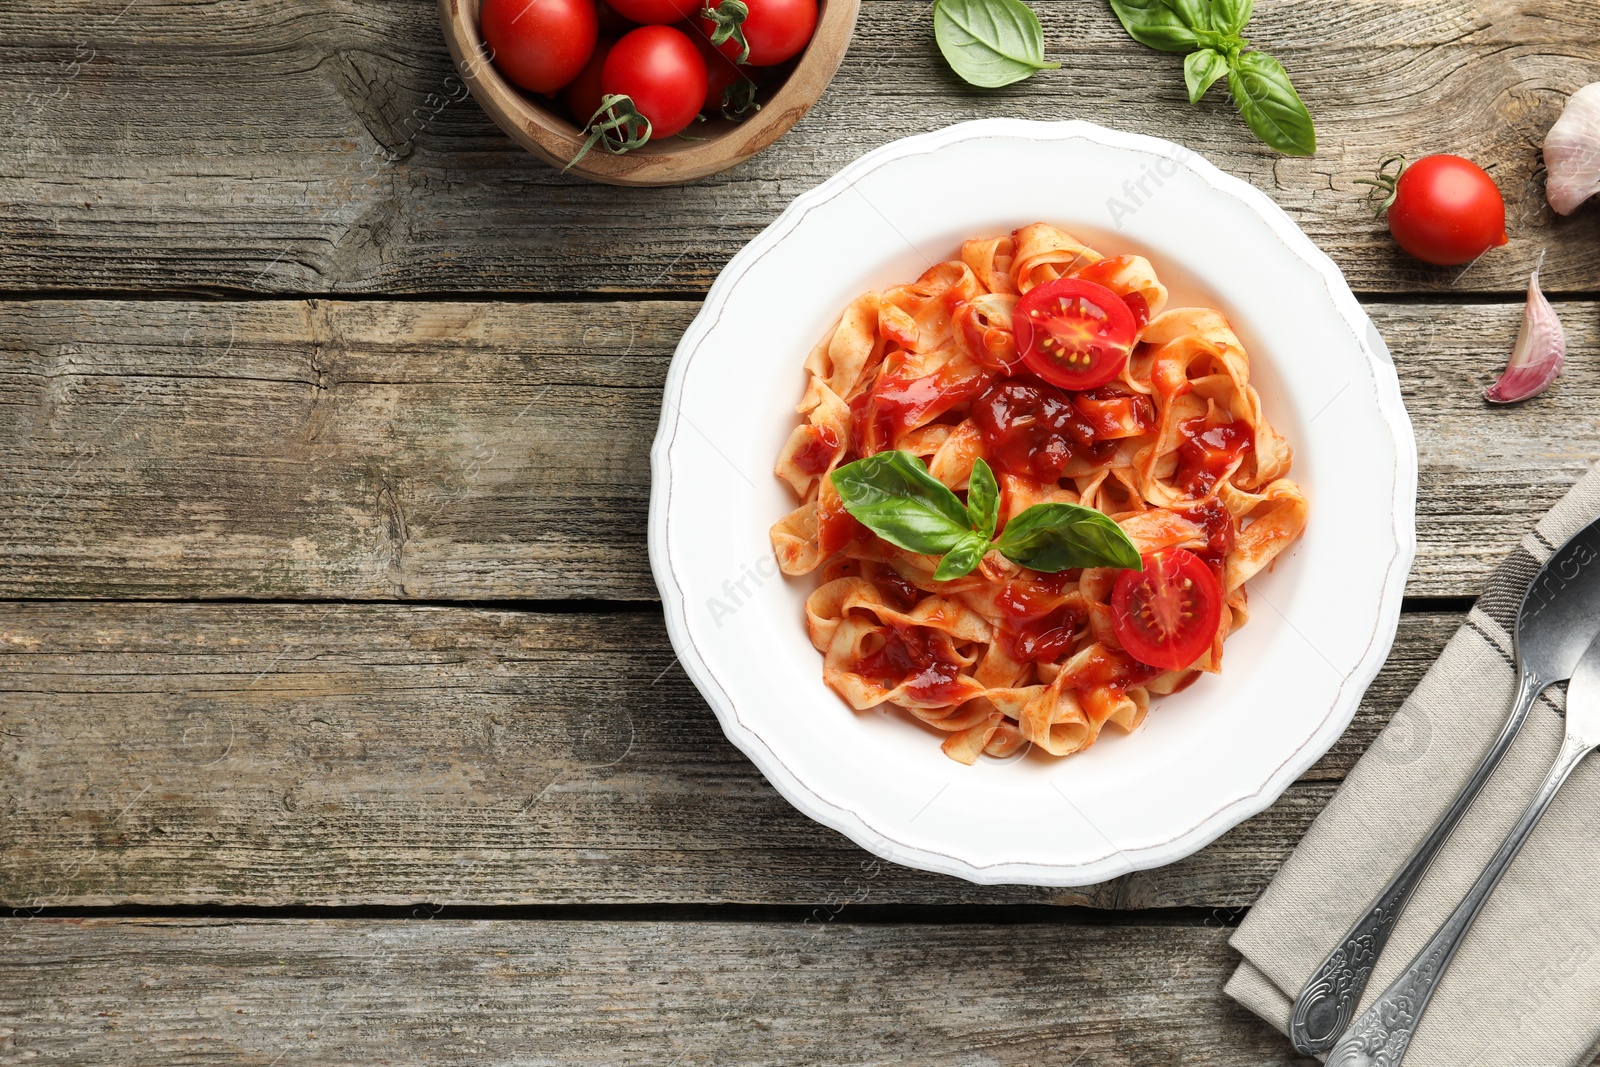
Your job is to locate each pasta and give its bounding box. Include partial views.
[770,224,1309,765]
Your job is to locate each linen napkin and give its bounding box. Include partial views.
[1228,460,1600,1067]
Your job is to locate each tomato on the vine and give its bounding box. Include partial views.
[700,0,816,66]
[1111,549,1223,671]
[1362,154,1509,266]
[1014,277,1137,390]
[601,25,709,139]
[481,0,599,95]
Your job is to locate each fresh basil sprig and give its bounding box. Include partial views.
[1108,0,1315,156]
[829,451,1142,581]
[933,0,1060,89]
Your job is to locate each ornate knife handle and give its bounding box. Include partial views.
[1327,732,1594,1067]
[1289,669,1544,1055]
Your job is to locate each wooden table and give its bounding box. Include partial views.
[2,1,1597,1062]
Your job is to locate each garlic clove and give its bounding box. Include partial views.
[1485,265,1565,404]
[1545,82,1600,216]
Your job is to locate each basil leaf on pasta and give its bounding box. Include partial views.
[933,0,1060,89]
[933,533,991,582]
[1184,47,1230,104]
[966,458,1000,541]
[994,503,1143,573]
[1227,50,1316,156]
[830,451,974,556]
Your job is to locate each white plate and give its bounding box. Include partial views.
[649,119,1416,886]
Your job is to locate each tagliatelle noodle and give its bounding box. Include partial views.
[770,224,1308,764]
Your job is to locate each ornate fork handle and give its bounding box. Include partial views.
[1327,731,1594,1067]
[1290,669,1545,1054]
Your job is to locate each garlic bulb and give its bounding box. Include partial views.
[1545,82,1600,216]
[1485,264,1565,404]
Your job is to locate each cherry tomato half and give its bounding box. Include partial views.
[481,0,599,95]
[601,25,708,139]
[607,0,700,22]
[701,0,817,66]
[1386,154,1508,266]
[1111,548,1223,671]
[1014,278,1137,390]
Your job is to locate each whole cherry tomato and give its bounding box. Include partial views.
[700,0,816,66]
[481,0,599,95]
[1365,154,1509,266]
[562,38,614,125]
[601,25,708,139]
[687,24,760,117]
[606,0,700,22]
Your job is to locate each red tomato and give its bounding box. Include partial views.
[1111,549,1223,671]
[1014,278,1137,390]
[688,24,760,115]
[701,0,816,66]
[481,0,599,95]
[561,38,614,126]
[607,0,700,22]
[1386,154,1508,266]
[602,26,708,139]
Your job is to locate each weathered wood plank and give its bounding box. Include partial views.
[2,299,1595,600]
[0,602,1456,909]
[0,0,1596,296]
[0,918,1312,1066]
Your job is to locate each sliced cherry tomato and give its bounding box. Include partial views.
[481,0,599,95]
[700,0,816,66]
[561,38,614,126]
[601,25,708,139]
[606,0,700,22]
[1110,548,1223,671]
[1380,154,1508,266]
[1014,278,1137,391]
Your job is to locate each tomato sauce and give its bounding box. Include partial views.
[855,623,966,703]
[1072,386,1155,440]
[792,425,840,475]
[851,361,991,455]
[1071,255,1153,329]
[1059,643,1162,694]
[991,573,1084,663]
[970,379,1098,480]
[1172,417,1253,498]
[1179,495,1236,578]
[816,491,867,557]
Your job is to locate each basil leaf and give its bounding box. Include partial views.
[1184,47,1230,104]
[993,503,1143,572]
[830,451,974,556]
[1210,0,1253,36]
[966,459,1000,541]
[933,533,991,582]
[1227,50,1316,156]
[933,0,1060,89]
[1106,0,1207,52]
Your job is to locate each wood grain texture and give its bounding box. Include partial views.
[0,0,1596,295]
[0,918,1313,1066]
[2,298,1595,600]
[0,601,1456,909]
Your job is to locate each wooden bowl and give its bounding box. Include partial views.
[438,0,859,186]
